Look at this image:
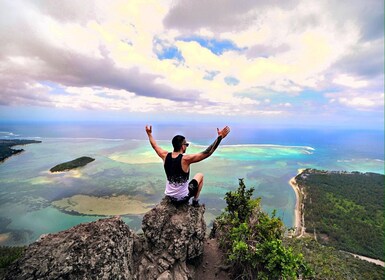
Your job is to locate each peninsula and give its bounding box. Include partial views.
[50,156,95,172]
[290,168,384,263]
[0,139,42,162]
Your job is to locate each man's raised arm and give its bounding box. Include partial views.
[185,126,230,164]
[145,125,168,160]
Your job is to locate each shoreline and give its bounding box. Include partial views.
[289,169,305,237]
[289,169,385,267]
[0,139,42,162]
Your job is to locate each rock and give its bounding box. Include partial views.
[4,197,206,280]
[4,216,136,280]
[138,197,206,279]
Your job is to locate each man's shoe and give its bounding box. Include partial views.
[192,199,200,207]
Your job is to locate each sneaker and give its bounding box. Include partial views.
[192,199,200,207]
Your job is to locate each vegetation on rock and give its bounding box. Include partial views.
[212,179,312,279]
[0,246,25,278]
[50,156,95,172]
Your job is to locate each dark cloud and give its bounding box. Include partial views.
[0,75,52,107]
[40,48,200,102]
[326,0,384,42]
[164,0,298,32]
[30,0,97,24]
[332,38,384,79]
[0,1,201,106]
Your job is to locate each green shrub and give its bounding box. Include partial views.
[214,179,312,279]
[0,246,24,268]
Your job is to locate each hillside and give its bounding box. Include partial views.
[285,237,384,279]
[294,169,384,260]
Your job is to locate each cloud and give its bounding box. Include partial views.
[0,0,383,127]
[324,0,384,42]
[0,0,202,107]
[331,38,384,79]
[164,0,298,32]
[326,92,384,111]
[245,44,290,59]
[333,74,368,89]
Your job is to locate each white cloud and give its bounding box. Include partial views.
[333,74,369,88]
[326,92,384,111]
[0,0,382,125]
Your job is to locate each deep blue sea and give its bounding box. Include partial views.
[0,122,383,246]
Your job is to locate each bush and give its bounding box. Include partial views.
[0,246,25,278]
[213,179,312,279]
[0,246,24,269]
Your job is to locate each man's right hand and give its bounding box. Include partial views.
[145,125,152,135]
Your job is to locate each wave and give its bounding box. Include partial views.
[35,137,125,141]
[0,131,20,137]
[193,143,315,151]
[337,158,385,163]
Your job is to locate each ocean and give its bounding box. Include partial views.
[0,122,383,246]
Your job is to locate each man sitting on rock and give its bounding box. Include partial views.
[145,125,230,206]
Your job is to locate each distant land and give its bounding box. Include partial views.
[50,156,95,172]
[0,139,42,162]
[292,168,384,261]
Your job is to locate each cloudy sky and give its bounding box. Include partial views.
[0,0,383,129]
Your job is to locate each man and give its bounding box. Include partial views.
[145,125,230,206]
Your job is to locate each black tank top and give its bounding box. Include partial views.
[164,153,189,184]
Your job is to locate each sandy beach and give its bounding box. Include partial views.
[288,170,385,267]
[289,169,305,237]
[52,194,154,216]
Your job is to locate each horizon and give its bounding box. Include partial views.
[0,1,383,130]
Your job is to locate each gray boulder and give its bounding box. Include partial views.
[4,216,136,280]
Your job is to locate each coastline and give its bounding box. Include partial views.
[289,169,305,237]
[289,169,385,268]
[0,139,42,162]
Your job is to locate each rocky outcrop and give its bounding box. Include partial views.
[138,197,206,279]
[4,216,136,280]
[4,197,206,280]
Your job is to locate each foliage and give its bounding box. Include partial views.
[285,237,384,280]
[50,156,95,172]
[0,139,41,162]
[0,246,25,277]
[214,179,312,279]
[296,170,384,260]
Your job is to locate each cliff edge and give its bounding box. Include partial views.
[4,197,206,280]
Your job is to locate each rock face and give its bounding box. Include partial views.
[138,197,206,279]
[4,197,206,280]
[4,217,136,280]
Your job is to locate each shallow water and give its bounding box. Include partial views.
[0,124,383,246]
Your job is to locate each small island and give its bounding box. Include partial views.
[50,156,95,172]
[0,139,42,162]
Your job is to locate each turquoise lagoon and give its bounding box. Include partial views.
[0,124,383,246]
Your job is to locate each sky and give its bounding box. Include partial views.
[0,0,383,129]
